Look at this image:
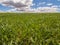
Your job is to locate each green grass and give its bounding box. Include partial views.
[0,13,60,45]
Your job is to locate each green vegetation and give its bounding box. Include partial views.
[0,13,60,45]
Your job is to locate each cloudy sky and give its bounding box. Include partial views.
[0,0,60,12]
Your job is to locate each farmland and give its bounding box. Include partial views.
[0,13,60,45]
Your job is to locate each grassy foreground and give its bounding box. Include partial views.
[0,13,60,45]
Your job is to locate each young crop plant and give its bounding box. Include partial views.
[0,13,60,45]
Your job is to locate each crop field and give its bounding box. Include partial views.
[0,13,60,45]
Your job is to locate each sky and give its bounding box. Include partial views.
[0,0,60,12]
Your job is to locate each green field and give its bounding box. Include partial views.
[0,13,60,45]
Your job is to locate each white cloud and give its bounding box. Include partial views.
[47,3,53,6]
[51,5,59,8]
[3,6,58,12]
[0,0,33,10]
[6,8,17,12]
[0,0,59,12]
[31,3,36,6]
[25,7,58,12]
[37,7,58,12]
